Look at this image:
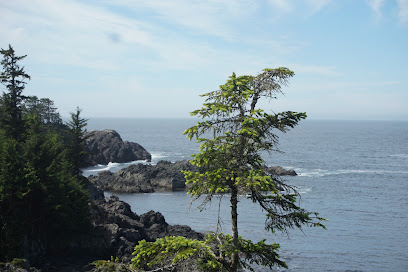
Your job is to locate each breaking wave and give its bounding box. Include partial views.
[81,160,148,177]
[296,168,408,177]
[389,154,408,159]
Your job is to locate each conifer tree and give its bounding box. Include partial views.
[184,68,323,271]
[133,68,326,272]
[22,96,62,124]
[182,68,326,271]
[0,47,90,263]
[0,135,28,259]
[67,107,88,177]
[0,45,30,140]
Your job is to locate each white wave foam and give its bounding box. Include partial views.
[151,152,167,159]
[389,154,408,159]
[298,187,312,194]
[151,152,185,159]
[81,160,149,177]
[295,168,328,177]
[297,168,408,177]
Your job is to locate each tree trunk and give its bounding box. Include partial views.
[230,184,239,272]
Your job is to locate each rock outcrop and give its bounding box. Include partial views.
[89,160,297,194]
[4,180,203,271]
[87,194,203,263]
[265,166,297,176]
[88,160,198,193]
[43,182,202,271]
[84,129,151,166]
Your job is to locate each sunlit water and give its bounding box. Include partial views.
[83,118,408,271]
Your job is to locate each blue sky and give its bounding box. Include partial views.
[1,0,407,120]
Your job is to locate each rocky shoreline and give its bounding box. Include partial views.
[88,160,198,193]
[84,130,297,194]
[2,131,298,271]
[89,159,298,194]
[1,180,203,272]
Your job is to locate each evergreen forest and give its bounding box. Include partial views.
[0,45,90,265]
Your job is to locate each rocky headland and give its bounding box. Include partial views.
[83,129,151,166]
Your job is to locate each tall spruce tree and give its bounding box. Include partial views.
[132,68,326,272]
[182,68,326,271]
[67,107,88,177]
[0,45,31,259]
[0,45,30,141]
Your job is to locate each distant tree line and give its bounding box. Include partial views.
[0,45,90,264]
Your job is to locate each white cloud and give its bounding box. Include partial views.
[306,0,331,14]
[111,0,258,41]
[397,0,408,23]
[0,0,156,71]
[267,0,293,12]
[266,0,331,17]
[367,0,385,21]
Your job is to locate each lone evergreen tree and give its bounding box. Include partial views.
[0,45,30,140]
[132,68,325,271]
[183,68,326,271]
[67,107,88,177]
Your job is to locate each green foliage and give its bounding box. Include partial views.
[93,256,133,272]
[131,68,325,272]
[131,233,288,272]
[205,232,287,271]
[181,68,326,271]
[0,44,30,140]
[10,258,27,268]
[66,106,89,176]
[22,96,62,124]
[0,46,90,264]
[132,236,225,272]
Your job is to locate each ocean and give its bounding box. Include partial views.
[83,118,408,272]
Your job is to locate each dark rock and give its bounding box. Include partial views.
[88,195,202,263]
[89,160,198,193]
[84,177,105,201]
[6,180,203,271]
[45,190,202,267]
[167,225,204,240]
[89,160,298,194]
[265,166,297,176]
[140,210,167,228]
[83,129,151,166]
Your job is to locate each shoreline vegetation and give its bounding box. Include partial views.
[1,46,324,271]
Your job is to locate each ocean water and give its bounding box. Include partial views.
[84,118,408,271]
